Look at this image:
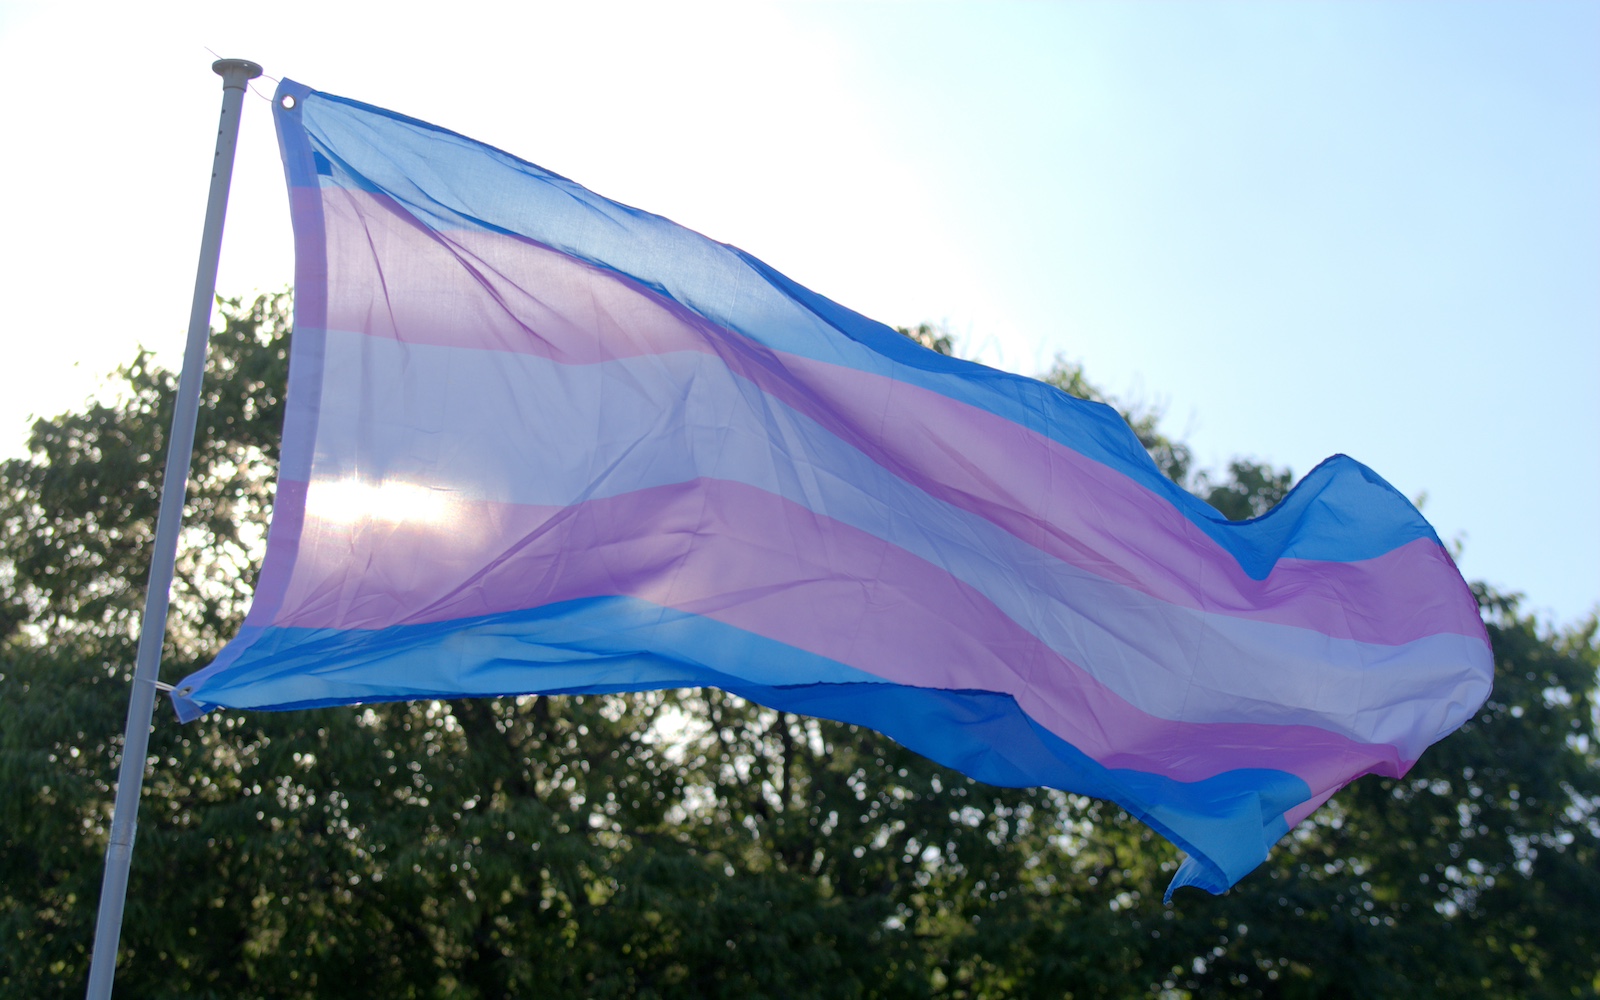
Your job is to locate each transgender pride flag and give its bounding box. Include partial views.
[173,80,1493,898]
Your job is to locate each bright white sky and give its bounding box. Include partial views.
[1,2,1595,627]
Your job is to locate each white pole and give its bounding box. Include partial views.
[84,57,263,1000]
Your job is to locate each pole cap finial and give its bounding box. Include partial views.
[212,58,264,87]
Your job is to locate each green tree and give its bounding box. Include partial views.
[2,300,1595,998]
[1196,460,1293,523]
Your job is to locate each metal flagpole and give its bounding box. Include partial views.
[84,57,263,1000]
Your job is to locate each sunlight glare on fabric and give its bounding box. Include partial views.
[310,477,456,526]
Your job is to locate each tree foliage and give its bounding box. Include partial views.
[1,300,1595,997]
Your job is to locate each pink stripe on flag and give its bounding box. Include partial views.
[266,475,1414,791]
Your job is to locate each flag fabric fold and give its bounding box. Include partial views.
[173,79,1493,898]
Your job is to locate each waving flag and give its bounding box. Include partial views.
[173,79,1493,898]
